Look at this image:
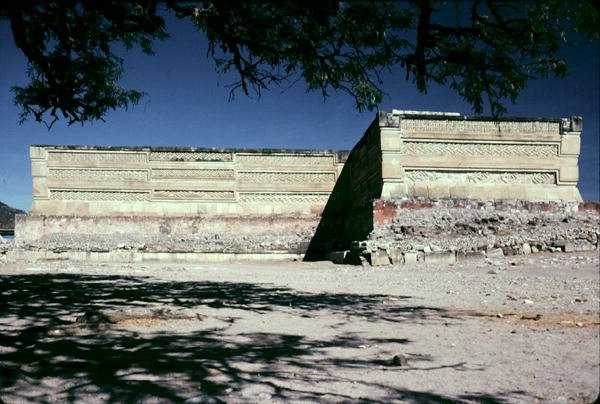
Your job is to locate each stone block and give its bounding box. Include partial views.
[486,248,504,258]
[552,240,572,252]
[522,243,532,255]
[456,250,486,262]
[369,250,391,266]
[327,250,349,264]
[430,244,443,252]
[388,247,404,265]
[559,165,579,183]
[380,132,403,151]
[412,184,429,198]
[553,240,596,253]
[427,184,450,199]
[381,157,404,178]
[501,246,517,256]
[424,251,456,265]
[411,244,430,253]
[403,251,418,264]
[30,146,47,159]
[560,133,580,155]
[17,110,586,263]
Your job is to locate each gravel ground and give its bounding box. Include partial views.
[1,251,598,403]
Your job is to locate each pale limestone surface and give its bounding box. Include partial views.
[376,110,582,202]
[30,146,346,216]
[17,111,585,253]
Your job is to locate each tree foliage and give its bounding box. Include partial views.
[1,0,598,128]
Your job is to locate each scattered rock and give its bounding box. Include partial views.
[391,354,408,366]
[521,314,542,321]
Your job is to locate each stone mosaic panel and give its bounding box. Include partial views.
[49,190,151,201]
[236,154,333,166]
[153,190,235,200]
[238,171,335,183]
[238,192,330,203]
[149,152,232,162]
[405,170,556,185]
[401,119,560,135]
[402,142,558,157]
[152,169,235,179]
[48,152,147,164]
[48,169,147,181]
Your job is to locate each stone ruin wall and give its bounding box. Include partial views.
[27,146,347,216]
[12,110,592,263]
[318,110,594,265]
[15,146,347,258]
[376,109,582,202]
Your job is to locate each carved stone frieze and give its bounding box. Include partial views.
[49,190,151,201]
[405,170,556,185]
[48,169,147,181]
[238,171,335,183]
[149,152,233,162]
[402,142,558,157]
[152,169,235,179]
[401,119,560,135]
[238,192,330,203]
[153,190,235,200]
[236,154,333,166]
[48,152,147,164]
[28,107,582,223]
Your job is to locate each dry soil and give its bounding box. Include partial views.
[0,251,598,403]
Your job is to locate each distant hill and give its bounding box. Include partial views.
[0,201,25,230]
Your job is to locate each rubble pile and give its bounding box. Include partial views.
[2,200,598,265]
[336,201,599,266]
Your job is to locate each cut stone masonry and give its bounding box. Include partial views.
[12,110,594,264]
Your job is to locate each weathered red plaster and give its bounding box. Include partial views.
[399,201,435,209]
[373,200,398,224]
[580,201,600,212]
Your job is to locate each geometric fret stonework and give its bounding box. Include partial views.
[49,190,151,201]
[18,110,583,247]
[238,171,335,183]
[236,154,333,166]
[32,146,345,217]
[375,109,582,202]
[151,169,235,180]
[401,118,561,135]
[402,142,559,157]
[27,110,582,224]
[153,190,235,200]
[48,169,148,181]
[405,170,556,185]
[149,151,233,162]
[238,192,331,203]
[47,152,146,164]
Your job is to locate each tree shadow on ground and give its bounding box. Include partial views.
[0,273,530,402]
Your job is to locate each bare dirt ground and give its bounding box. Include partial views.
[1,251,598,403]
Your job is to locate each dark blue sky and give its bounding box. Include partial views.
[1,15,598,211]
